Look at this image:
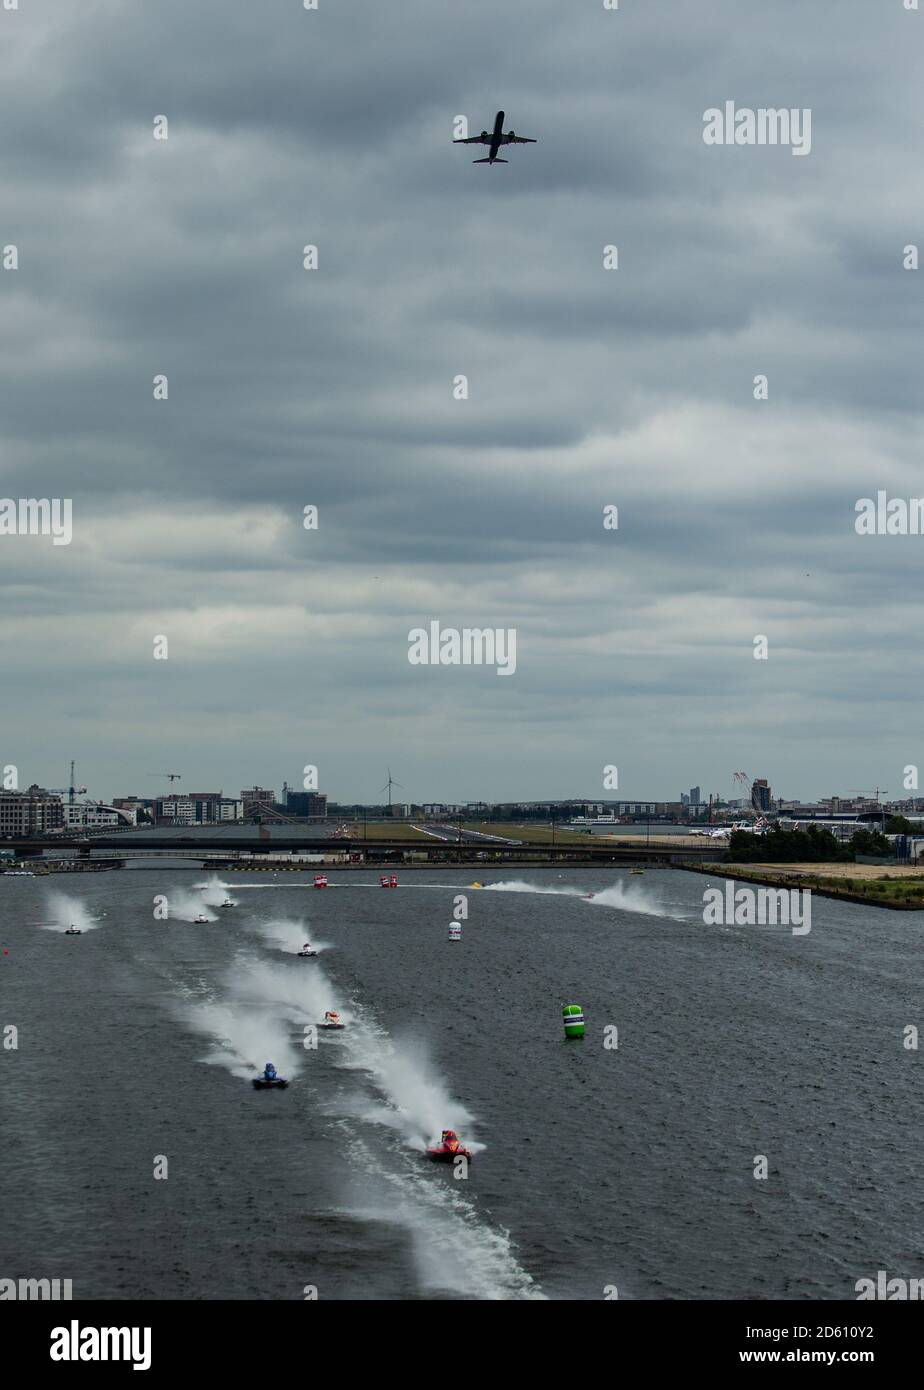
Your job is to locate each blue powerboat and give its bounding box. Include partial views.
[252,1062,288,1090]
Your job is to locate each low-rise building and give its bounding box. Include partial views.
[154,793,241,825]
[283,792,328,818]
[0,786,64,836]
[62,802,136,829]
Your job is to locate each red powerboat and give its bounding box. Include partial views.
[426,1129,473,1162]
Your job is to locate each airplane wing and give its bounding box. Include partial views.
[500,135,537,144]
[453,136,487,144]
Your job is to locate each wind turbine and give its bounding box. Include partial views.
[380,768,403,808]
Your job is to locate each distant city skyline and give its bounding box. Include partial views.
[4,760,908,811]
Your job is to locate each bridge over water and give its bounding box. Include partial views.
[6,832,725,868]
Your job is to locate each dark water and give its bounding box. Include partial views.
[1,867,922,1300]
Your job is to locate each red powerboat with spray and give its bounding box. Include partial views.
[426,1129,473,1162]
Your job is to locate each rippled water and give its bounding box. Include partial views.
[1,866,922,1299]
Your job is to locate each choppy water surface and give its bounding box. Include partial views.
[1,866,922,1299]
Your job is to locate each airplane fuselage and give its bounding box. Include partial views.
[489,109,505,159]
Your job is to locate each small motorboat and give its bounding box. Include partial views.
[314,875,329,889]
[252,1063,288,1090]
[193,914,210,923]
[629,868,644,876]
[221,898,235,907]
[380,875,390,888]
[318,1010,345,1031]
[469,881,482,888]
[296,943,318,958]
[389,875,398,888]
[64,925,82,936]
[426,1129,472,1163]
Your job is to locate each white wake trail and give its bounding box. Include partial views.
[255,918,331,956]
[40,891,103,932]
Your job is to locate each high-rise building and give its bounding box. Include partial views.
[690,787,701,805]
[241,788,276,819]
[752,779,772,812]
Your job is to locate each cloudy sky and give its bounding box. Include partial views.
[2,0,923,806]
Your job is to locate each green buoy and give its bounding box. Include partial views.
[562,1003,585,1040]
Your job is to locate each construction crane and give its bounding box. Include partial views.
[732,771,770,827]
[732,771,756,815]
[147,773,182,783]
[46,762,87,806]
[33,766,88,836]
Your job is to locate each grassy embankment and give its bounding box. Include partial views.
[683,860,924,910]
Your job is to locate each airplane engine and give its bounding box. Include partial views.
[508,130,515,139]
[480,130,488,138]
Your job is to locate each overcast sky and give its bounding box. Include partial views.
[1,0,923,806]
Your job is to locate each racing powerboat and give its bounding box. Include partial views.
[318,1010,344,1030]
[314,875,329,889]
[296,943,318,958]
[221,898,235,907]
[193,914,210,923]
[64,925,82,936]
[252,1062,288,1091]
[426,1129,472,1162]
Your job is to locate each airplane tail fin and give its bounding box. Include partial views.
[473,157,508,164]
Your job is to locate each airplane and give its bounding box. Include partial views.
[689,821,768,839]
[454,110,536,164]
